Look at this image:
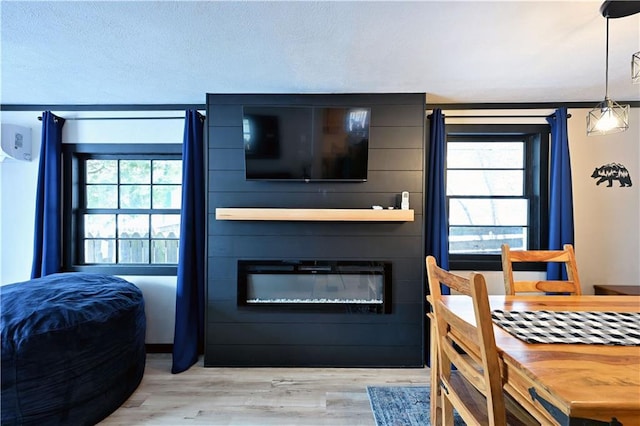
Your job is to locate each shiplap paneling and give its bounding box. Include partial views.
[206,93,426,367]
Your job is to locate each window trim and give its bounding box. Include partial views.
[444,124,550,271]
[62,143,182,276]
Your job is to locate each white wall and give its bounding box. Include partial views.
[121,275,179,344]
[0,110,185,344]
[569,107,640,292]
[0,112,41,284]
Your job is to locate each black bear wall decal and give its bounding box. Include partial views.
[591,163,633,187]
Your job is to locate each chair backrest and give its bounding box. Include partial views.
[501,243,581,296]
[426,255,507,426]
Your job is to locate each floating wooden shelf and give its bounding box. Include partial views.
[215,208,414,222]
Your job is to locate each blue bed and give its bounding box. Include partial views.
[1,272,146,425]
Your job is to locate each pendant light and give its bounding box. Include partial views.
[586,17,630,136]
[633,51,640,84]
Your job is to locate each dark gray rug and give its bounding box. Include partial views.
[367,386,464,426]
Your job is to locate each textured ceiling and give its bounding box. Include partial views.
[1,0,639,106]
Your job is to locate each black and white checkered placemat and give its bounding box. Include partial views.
[491,310,640,346]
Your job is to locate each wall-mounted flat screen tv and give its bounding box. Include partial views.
[243,105,370,181]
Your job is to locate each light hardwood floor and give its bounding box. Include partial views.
[99,353,429,426]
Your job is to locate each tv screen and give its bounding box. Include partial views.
[243,106,370,181]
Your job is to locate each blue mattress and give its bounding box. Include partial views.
[1,273,146,425]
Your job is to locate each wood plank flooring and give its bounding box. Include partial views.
[99,353,429,425]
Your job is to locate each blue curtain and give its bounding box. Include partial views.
[31,112,65,279]
[426,109,450,295]
[546,107,574,280]
[172,110,206,374]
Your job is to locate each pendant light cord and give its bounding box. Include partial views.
[605,17,610,99]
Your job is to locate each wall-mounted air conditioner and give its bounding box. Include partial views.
[1,124,32,162]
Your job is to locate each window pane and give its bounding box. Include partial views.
[449,199,528,226]
[86,160,117,183]
[151,214,180,238]
[152,240,180,264]
[71,148,183,269]
[120,185,150,208]
[447,170,523,196]
[153,185,181,208]
[153,160,182,184]
[449,226,528,254]
[447,142,524,169]
[117,214,149,238]
[84,214,115,238]
[120,160,151,184]
[118,240,149,264]
[84,239,115,263]
[86,185,118,208]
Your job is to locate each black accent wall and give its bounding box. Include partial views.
[206,93,426,367]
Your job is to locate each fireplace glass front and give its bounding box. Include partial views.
[238,260,391,313]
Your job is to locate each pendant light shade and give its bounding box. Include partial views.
[633,51,640,84]
[587,97,630,135]
[587,17,630,136]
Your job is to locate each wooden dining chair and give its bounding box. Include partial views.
[426,256,539,426]
[501,243,582,296]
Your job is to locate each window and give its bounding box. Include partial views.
[445,124,549,270]
[62,144,182,275]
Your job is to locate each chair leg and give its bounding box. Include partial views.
[429,316,441,425]
[441,393,455,426]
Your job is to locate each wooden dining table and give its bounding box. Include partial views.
[439,295,640,426]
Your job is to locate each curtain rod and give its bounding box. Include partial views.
[439,114,571,118]
[426,113,572,119]
[36,115,202,121]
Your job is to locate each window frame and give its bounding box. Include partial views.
[444,124,550,271]
[62,143,182,275]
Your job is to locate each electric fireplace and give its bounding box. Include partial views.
[238,260,391,313]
